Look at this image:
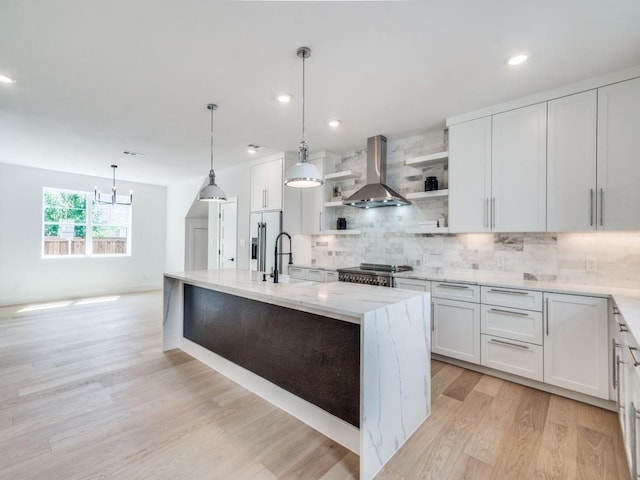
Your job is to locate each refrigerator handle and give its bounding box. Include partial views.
[260,222,267,272]
[256,223,263,272]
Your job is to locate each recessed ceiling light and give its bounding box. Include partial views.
[277,93,292,103]
[328,119,342,128]
[0,75,16,84]
[507,54,528,66]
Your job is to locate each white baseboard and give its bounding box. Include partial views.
[1,283,162,308]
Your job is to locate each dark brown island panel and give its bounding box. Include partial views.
[183,284,360,427]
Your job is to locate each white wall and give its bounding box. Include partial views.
[0,163,167,306]
[207,163,252,271]
[164,176,204,273]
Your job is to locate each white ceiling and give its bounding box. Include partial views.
[1,0,639,186]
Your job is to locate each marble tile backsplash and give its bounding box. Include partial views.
[311,130,640,289]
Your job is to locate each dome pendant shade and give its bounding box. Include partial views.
[199,103,227,202]
[284,140,323,188]
[199,169,227,202]
[284,46,323,189]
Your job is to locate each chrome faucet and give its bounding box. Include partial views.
[273,232,293,283]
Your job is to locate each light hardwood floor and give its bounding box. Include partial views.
[0,290,629,479]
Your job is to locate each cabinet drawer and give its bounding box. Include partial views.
[481,334,543,381]
[289,267,307,280]
[481,286,542,311]
[324,271,339,283]
[432,282,480,302]
[395,278,431,292]
[306,269,325,282]
[481,305,543,345]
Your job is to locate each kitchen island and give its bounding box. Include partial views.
[163,270,430,480]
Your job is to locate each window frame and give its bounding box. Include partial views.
[42,187,132,258]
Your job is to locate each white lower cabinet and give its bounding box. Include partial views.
[432,297,480,364]
[288,267,337,283]
[543,293,609,399]
[481,334,543,381]
[480,304,543,345]
[289,267,307,280]
[619,325,640,479]
[394,278,431,292]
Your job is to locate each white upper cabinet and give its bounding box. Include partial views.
[251,157,283,212]
[491,103,547,232]
[547,90,598,231]
[448,117,492,233]
[597,77,640,230]
[449,103,546,233]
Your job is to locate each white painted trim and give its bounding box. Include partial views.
[217,197,238,270]
[179,337,361,454]
[447,64,640,126]
[2,284,161,308]
[185,218,208,270]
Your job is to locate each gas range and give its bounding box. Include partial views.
[337,263,412,288]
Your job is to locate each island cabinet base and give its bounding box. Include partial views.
[164,272,431,480]
[183,284,360,427]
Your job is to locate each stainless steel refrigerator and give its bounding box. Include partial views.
[249,211,282,275]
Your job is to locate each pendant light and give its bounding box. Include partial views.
[284,47,324,188]
[94,165,133,205]
[198,103,227,202]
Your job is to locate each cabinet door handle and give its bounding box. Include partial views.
[488,288,529,296]
[612,339,618,389]
[617,356,624,409]
[265,189,268,208]
[544,297,549,336]
[630,346,640,367]
[491,197,496,228]
[489,308,529,317]
[489,338,529,350]
[599,188,604,227]
[484,197,488,228]
[632,402,638,480]
[589,189,594,226]
[431,301,435,333]
[438,283,470,290]
[319,212,322,232]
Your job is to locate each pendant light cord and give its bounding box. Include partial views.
[301,53,305,142]
[210,107,214,172]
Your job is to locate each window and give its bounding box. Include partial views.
[42,188,131,257]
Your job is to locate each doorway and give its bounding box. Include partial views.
[218,198,237,270]
[185,218,208,270]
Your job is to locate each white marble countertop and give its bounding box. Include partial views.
[165,270,427,324]
[395,269,640,343]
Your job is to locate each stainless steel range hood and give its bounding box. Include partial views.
[343,135,411,208]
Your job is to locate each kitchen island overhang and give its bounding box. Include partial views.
[164,270,431,480]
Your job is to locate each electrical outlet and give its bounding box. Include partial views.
[496,256,506,269]
[586,258,598,273]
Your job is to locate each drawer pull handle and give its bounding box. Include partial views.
[489,338,529,350]
[489,308,529,317]
[488,289,529,296]
[619,323,630,333]
[630,346,640,367]
[438,284,470,290]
